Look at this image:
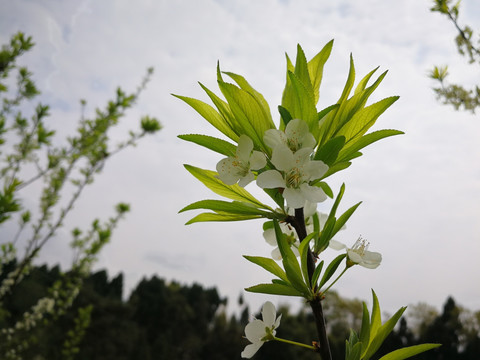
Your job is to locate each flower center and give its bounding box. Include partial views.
[232,158,250,176]
[351,236,369,256]
[285,167,303,188]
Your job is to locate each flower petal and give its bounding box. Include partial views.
[271,247,282,260]
[264,129,286,150]
[305,160,329,180]
[329,239,347,250]
[299,183,327,203]
[263,228,277,246]
[257,170,285,189]
[241,342,263,358]
[271,145,295,171]
[237,135,254,161]
[216,158,240,185]
[250,151,267,170]
[245,319,267,342]
[262,301,276,327]
[283,188,305,209]
[238,172,255,187]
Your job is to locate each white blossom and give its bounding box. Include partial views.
[216,135,266,187]
[241,301,281,358]
[264,118,316,152]
[256,145,328,208]
[329,237,382,269]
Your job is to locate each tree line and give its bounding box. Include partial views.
[1,260,479,359]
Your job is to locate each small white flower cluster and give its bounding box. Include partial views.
[241,301,281,358]
[14,297,56,332]
[217,119,328,209]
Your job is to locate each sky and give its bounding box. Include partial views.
[1,0,479,317]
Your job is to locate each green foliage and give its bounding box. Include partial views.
[0,32,161,359]
[430,0,480,112]
[343,291,440,360]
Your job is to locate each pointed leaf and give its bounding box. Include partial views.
[338,129,404,162]
[245,283,303,297]
[308,39,334,104]
[243,255,289,283]
[318,254,346,289]
[178,134,236,156]
[364,306,407,360]
[332,202,361,237]
[173,94,238,141]
[180,200,272,217]
[185,212,261,224]
[184,165,268,208]
[377,344,441,360]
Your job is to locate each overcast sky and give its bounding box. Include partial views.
[1,0,479,316]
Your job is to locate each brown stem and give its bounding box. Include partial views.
[287,208,332,360]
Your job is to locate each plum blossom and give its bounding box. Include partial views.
[329,237,382,269]
[216,135,266,187]
[256,145,328,208]
[241,301,282,358]
[264,118,316,152]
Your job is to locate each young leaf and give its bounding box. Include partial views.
[243,255,289,283]
[364,306,407,360]
[183,165,268,209]
[318,254,346,289]
[359,302,371,355]
[178,134,236,156]
[332,201,362,237]
[337,129,404,162]
[172,94,238,141]
[311,260,324,290]
[307,39,334,104]
[180,199,271,217]
[377,344,441,360]
[245,283,303,297]
[274,219,311,297]
[314,135,345,165]
[185,212,261,225]
[298,232,316,285]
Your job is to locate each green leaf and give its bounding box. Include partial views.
[311,260,324,290]
[217,81,273,152]
[274,219,311,297]
[369,290,382,343]
[329,183,345,219]
[199,82,242,136]
[185,212,261,225]
[223,71,274,127]
[377,344,441,360]
[336,96,400,145]
[172,94,238,142]
[298,233,316,285]
[314,135,345,165]
[315,215,335,254]
[245,283,303,297]
[178,134,236,156]
[332,202,361,237]
[364,305,407,360]
[318,254,346,289]
[320,161,351,180]
[180,200,272,217]
[243,255,289,283]
[359,302,371,355]
[337,129,404,162]
[307,39,334,104]
[286,71,318,132]
[278,105,293,126]
[183,165,268,208]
